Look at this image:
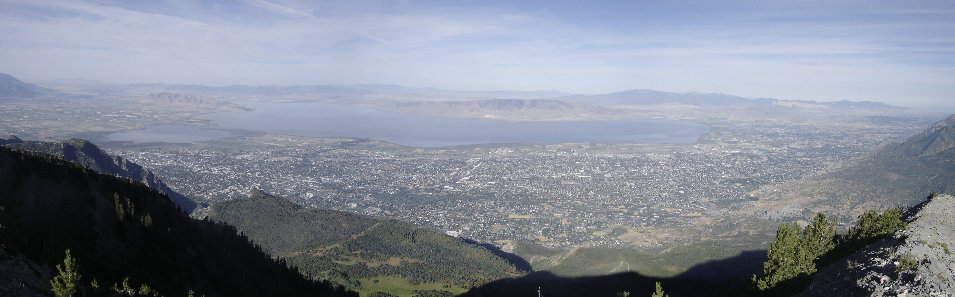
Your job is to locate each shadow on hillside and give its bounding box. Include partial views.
[675,249,767,281]
[463,238,534,272]
[460,271,709,297]
[461,249,768,297]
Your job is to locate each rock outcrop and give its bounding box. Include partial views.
[798,194,955,296]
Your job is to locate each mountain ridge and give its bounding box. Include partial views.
[903,114,955,157]
[35,72,924,114]
[3,137,199,212]
[752,113,955,220]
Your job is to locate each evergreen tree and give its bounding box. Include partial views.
[752,222,801,290]
[650,282,668,297]
[753,213,838,291]
[850,208,906,241]
[51,249,81,297]
[799,213,836,273]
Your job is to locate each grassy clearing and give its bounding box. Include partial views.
[355,276,468,297]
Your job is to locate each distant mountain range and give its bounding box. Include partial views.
[357,88,929,122]
[2,137,199,213]
[560,89,774,106]
[385,98,613,121]
[560,89,898,109]
[109,82,568,100]
[207,189,526,296]
[1,73,936,124]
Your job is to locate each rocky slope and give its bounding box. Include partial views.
[798,194,955,296]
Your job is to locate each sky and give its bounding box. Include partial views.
[1,0,954,109]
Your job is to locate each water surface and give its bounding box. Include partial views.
[107,125,232,144]
[190,101,709,147]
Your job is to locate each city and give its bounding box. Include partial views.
[106,117,926,249]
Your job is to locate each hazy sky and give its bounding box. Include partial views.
[1,0,953,109]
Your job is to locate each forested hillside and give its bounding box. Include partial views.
[3,137,198,212]
[207,189,526,296]
[0,146,355,297]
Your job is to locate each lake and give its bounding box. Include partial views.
[183,101,709,147]
[107,101,708,146]
[106,124,234,144]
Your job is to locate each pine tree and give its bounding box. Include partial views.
[651,282,668,297]
[850,208,906,241]
[50,249,81,297]
[752,223,800,290]
[753,213,837,291]
[799,213,836,273]
[115,193,126,221]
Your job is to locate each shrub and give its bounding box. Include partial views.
[894,253,918,273]
[849,209,906,241]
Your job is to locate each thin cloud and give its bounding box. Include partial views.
[244,0,318,20]
[0,0,953,109]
